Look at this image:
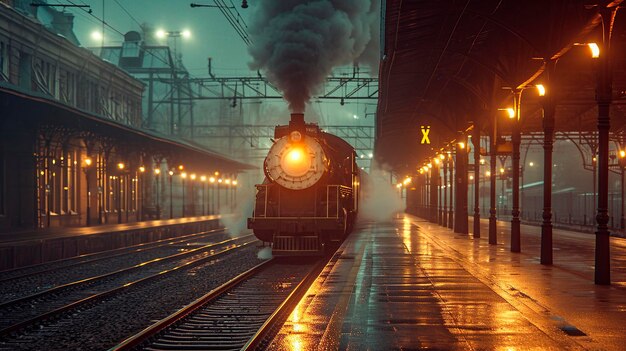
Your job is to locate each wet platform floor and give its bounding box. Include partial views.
[268,214,626,350]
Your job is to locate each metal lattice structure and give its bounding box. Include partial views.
[193,124,375,170]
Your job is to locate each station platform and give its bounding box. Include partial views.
[269,214,626,350]
[0,215,222,271]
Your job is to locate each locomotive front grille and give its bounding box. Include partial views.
[273,235,320,254]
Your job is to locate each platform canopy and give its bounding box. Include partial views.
[376,0,626,174]
[0,82,256,173]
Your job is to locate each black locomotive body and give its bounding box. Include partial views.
[247,113,360,255]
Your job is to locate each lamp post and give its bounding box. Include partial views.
[155,29,191,135]
[154,168,161,219]
[168,170,174,218]
[190,173,196,216]
[232,179,238,209]
[117,162,125,224]
[181,171,187,217]
[217,178,223,213]
[594,8,614,285]
[620,150,626,230]
[447,152,454,229]
[200,175,207,216]
[83,157,93,226]
[503,84,544,253]
[138,166,145,221]
[209,176,216,214]
[472,127,481,238]
[225,178,232,212]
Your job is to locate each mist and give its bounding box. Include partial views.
[218,178,256,237]
[359,161,405,222]
[248,0,380,113]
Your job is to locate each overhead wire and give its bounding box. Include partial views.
[213,0,252,46]
[112,0,143,28]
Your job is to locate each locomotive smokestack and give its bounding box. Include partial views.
[290,113,304,124]
[289,113,306,140]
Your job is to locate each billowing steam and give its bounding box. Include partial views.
[257,246,273,260]
[248,0,380,112]
[359,161,405,222]
[219,179,256,237]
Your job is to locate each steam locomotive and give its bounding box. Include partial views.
[247,113,361,255]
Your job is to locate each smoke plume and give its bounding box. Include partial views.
[248,0,380,112]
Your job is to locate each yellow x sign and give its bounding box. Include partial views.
[420,126,431,144]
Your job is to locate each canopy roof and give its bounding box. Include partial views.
[376,0,626,174]
[0,82,256,172]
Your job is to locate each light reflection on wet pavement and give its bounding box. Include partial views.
[268,214,626,350]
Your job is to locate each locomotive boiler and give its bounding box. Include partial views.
[247,113,361,255]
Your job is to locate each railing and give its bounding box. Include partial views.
[254,184,351,219]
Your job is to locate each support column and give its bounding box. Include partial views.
[429,164,439,223]
[455,138,468,234]
[595,7,615,285]
[448,155,454,229]
[489,130,497,244]
[472,126,481,238]
[443,158,448,227]
[511,91,522,253]
[541,69,556,265]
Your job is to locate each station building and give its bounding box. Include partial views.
[0,1,252,233]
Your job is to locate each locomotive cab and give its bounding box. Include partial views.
[247,113,359,255]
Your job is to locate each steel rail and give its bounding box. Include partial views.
[0,228,226,283]
[0,237,258,336]
[242,258,329,351]
[109,259,276,351]
[0,234,252,311]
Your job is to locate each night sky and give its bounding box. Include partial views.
[67,0,378,127]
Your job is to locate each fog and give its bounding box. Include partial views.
[359,161,406,222]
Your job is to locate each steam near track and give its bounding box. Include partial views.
[359,161,406,222]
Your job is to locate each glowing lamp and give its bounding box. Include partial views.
[209,177,216,183]
[154,169,160,175]
[190,173,196,180]
[281,147,311,177]
[91,31,102,41]
[200,175,207,182]
[117,162,125,170]
[536,84,546,97]
[588,43,600,58]
[138,166,145,173]
[84,158,93,167]
[181,172,187,179]
[458,142,465,149]
[506,108,515,119]
[620,150,626,158]
[168,170,174,176]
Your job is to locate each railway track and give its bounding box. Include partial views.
[111,256,329,351]
[0,234,258,337]
[0,228,227,283]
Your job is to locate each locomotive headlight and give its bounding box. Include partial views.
[281,147,311,177]
[265,136,328,190]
